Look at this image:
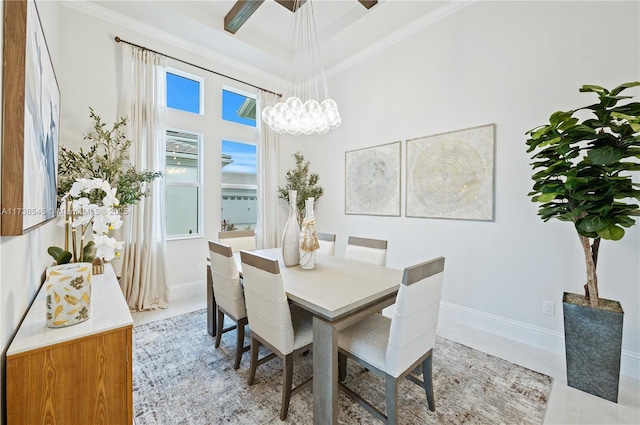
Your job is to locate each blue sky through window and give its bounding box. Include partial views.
[222,89,256,127]
[222,140,256,174]
[167,72,200,113]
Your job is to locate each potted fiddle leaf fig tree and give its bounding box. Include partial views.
[525,81,640,402]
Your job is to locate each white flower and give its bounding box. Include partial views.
[102,188,120,208]
[69,181,84,198]
[69,198,95,227]
[110,216,123,231]
[59,177,124,261]
[78,177,104,191]
[93,234,120,261]
[97,247,116,262]
[91,210,111,234]
[100,180,112,193]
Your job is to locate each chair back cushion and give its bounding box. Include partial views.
[219,230,256,252]
[385,257,445,377]
[240,251,295,355]
[345,236,387,266]
[209,241,246,320]
[317,232,336,256]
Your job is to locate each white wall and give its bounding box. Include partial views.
[293,0,639,376]
[1,1,65,422]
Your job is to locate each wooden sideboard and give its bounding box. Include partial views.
[6,264,133,425]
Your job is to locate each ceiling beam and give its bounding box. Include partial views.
[275,1,376,12]
[358,0,378,9]
[224,0,265,34]
[357,1,378,9]
[274,1,307,12]
[226,0,377,34]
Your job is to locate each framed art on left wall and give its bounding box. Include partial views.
[1,0,60,236]
[345,141,401,216]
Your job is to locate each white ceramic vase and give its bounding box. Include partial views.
[299,197,318,270]
[282,190,301,267]
[45,262,92,328]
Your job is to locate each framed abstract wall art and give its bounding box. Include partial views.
[406,124,495,221]
[2,0,60,235]
[345,141,401,216]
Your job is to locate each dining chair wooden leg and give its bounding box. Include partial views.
[248,336,259,386]
[215,309,224,348]
[385,374,399,425]
[234,318,246,370]
[338,352,348,382]
[280,353,294,421]
[206,264,215,337]
[422,354,435,411]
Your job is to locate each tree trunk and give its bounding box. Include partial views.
[579,234,599,308]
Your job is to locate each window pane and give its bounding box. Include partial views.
[166,186,199,235]
[166,138,199,183]
[221,140,257,230]
[166,129,201,238]
[222,89,256,127]
[221,140,256,173]
[167,72,201,114]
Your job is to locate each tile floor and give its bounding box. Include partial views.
[132,296,640,425]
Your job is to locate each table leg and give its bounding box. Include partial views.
[207,264,216,337]
[313,316,338,425]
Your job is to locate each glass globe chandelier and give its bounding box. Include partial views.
[261,0,341,135]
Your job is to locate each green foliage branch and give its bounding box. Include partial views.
[277,151,324,227]
[58,107,163,210]
[525,82,640,308]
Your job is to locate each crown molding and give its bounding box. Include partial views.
[326,0,477,78]
[60,0,286,91]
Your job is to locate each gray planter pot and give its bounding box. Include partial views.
[562,292,624,402]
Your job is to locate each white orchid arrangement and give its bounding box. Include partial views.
[48,178,124,265]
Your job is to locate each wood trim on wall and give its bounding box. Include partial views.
[1,0,60,236]
[1,0,28,236]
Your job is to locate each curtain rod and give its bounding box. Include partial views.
[114,36,281,98]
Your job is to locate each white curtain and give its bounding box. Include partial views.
[256,90,281,249]
[118,44,170,310]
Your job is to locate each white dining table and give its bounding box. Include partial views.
[232,248,403,425]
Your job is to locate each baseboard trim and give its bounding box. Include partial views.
[440,301,639,379]
[170,279,206,301]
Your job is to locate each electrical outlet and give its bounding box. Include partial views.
[543,300,555,316]
[196,262,205,274]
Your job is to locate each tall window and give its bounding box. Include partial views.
[166,129,202,238]
[166,68,204,114]
[221,140,257,231]
[221,86,258,231]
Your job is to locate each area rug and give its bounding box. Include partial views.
[132,309,552,424]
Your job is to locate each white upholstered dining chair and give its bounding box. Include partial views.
[239,250,313,421]
[316,232,336,256]
[208,241,249,370]
[219,229,256,252]
[346,235,389,316]
[337,256,445,424]
[345,235,388,266]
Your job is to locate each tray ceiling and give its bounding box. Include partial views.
[77,1,466,86]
